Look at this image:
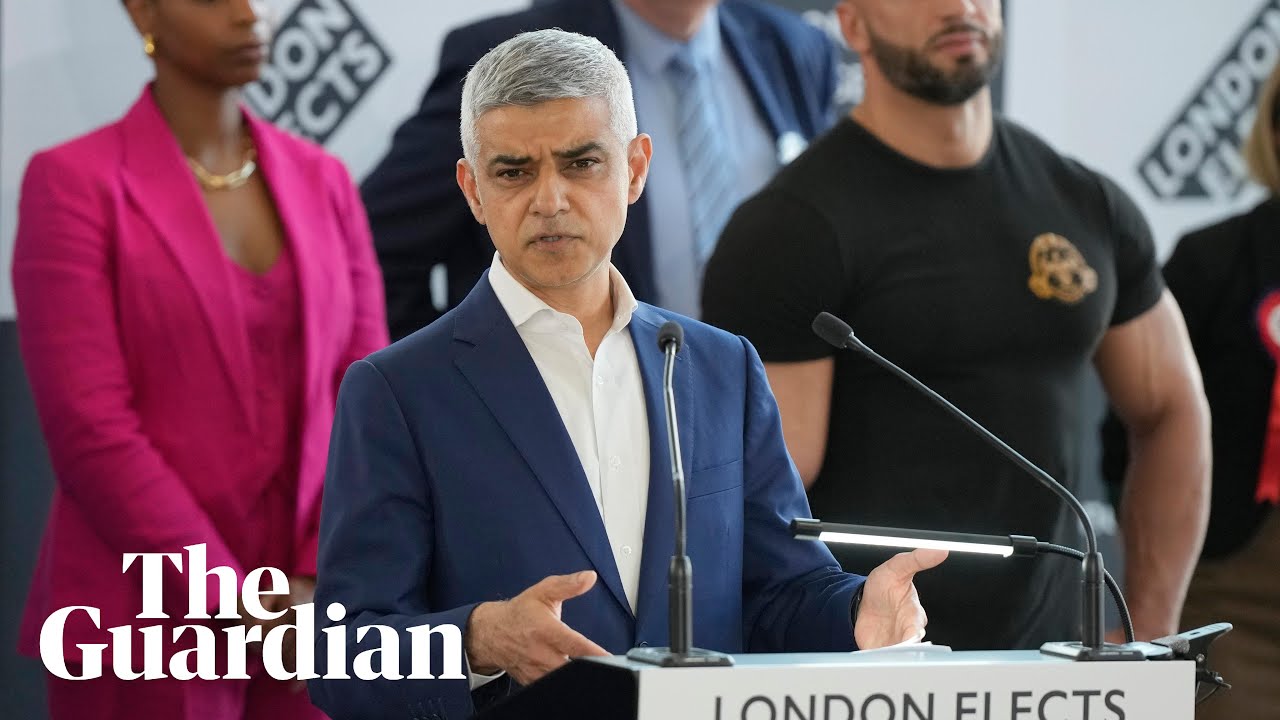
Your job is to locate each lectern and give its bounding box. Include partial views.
[474,649,1195,719]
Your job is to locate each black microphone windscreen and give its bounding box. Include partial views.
[657,320,684,353]
[812,312,853,349]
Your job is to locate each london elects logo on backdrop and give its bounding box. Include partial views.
[1138,1,1280,201]
[245,0,391,146]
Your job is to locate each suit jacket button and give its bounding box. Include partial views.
[639,641,649,647]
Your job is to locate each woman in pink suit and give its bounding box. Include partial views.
[12,0,387,717]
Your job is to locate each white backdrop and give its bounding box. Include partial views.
[1006,0,1272,262]
[2,1,1267,320]
[0,0,527,320]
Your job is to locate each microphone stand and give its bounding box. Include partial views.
[627,321,733,667]
[811,313,1166,661]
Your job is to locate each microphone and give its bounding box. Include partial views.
[657,320,684,355]
[626,320,733,667]
[812,312,1159,660]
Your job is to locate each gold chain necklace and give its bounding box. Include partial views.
[187,147,258,191]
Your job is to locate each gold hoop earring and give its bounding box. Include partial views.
[143,34,156,57]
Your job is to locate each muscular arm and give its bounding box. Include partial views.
[703,184,846,489]
[1094,290,1210,639]
[763,358,835,487]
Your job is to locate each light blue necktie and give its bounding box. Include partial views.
[666,48,737,263]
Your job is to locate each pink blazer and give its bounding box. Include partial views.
[13,88,388,660]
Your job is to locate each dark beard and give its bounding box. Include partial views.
[866,26,1004,106]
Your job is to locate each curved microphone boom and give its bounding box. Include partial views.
[811,311,1149,660]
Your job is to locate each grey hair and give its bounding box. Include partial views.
[460,29,637,162]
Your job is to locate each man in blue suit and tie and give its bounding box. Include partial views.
[311,29,943,720]
[364,0,840,338]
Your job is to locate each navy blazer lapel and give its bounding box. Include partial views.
[719,8,794,142]
[568,0,625,53]
[630,304,693,643]
[452,275,633,618]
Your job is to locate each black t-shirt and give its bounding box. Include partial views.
[703,116,1164,650]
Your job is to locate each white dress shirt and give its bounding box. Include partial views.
[488,253,651,612]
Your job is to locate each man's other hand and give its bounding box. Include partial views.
[854,549,948,649]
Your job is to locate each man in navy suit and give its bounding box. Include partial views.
[364,0,840,339]
[311,29,943,720]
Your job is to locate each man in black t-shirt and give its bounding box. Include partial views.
[703,0,1211,650]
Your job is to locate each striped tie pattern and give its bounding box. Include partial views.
[666,49,737,263]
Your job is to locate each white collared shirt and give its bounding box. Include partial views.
[488,253,651,613]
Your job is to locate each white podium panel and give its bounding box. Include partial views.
[614,650,1195,720]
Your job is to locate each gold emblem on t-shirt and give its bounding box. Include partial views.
[1027,233,1098,304]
